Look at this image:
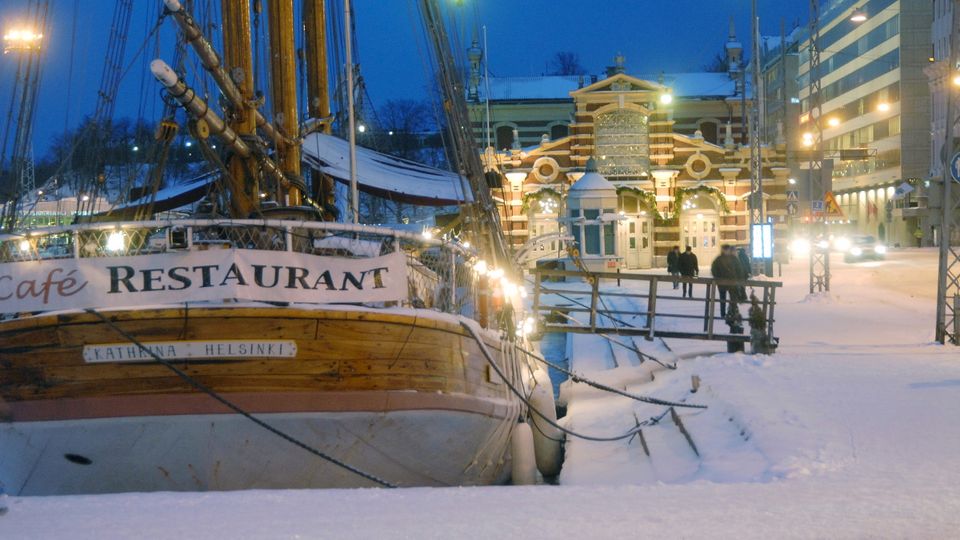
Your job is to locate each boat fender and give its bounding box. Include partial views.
[529,368,563,476]
[510,422,537,486]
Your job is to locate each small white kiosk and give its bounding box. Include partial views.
[565,158,621,272]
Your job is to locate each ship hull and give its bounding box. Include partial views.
[0,306,524,495]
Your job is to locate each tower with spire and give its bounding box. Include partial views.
[467,37,482,102]
[725,17,743,80]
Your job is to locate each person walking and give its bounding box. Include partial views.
[667,245,681,289]
[678,246,698,298]
[711,245,747,317]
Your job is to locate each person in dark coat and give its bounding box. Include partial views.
[678,246,698,298]
[711,245,748,317]
[667,246,681,289]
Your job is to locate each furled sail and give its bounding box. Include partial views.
[301,133,472,206]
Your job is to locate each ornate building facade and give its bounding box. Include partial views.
[469,44,790,270]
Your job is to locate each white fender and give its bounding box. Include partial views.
[510,422,537,486]
[528,367,563,476]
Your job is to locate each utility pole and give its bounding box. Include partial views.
[807,0,830,293]
[749,0,765,274]
[936,0,960,345]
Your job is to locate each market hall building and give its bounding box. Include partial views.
[468,39,790,271]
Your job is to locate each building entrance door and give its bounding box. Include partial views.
[623,216,653,268]
[681,211,719,263]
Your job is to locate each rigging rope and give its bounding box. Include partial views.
[84,307,397,488]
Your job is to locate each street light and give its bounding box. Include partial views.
[850,8,867,23]
[3,28,43,54]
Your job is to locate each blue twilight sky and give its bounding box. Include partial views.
[0,0,810,158]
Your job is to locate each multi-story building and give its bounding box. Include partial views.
[797,0,932,246]
[928,1,953,173]
[467,30,792,271]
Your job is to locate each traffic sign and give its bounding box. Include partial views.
[786,190,799,202]
[951,152,960,182]
[811,200,824,212]
[787,202,798,215]
[823,191,844,218]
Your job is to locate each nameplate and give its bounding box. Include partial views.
[83,340,298,363]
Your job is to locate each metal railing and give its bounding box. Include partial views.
[532,268,782,344]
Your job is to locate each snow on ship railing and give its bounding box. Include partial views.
[0,219,492,322]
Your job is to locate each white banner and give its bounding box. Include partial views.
[0,249,408,312]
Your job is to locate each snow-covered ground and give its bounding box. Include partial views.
[4,249,960,539]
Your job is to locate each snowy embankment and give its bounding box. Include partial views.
[4,250,960,538]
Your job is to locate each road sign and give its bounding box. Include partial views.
[951,152,960,182]
[786,190,799,202]
[787,201,798,215]
[824,191,844,218]
[811,200,824,213]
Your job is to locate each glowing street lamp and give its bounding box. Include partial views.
[850,8,867,22]
[3,28,43,54]
[877,102,891,113]
[659,91,673,105]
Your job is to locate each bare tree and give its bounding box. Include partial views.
[702,51,730,73]
[550,51,586,76]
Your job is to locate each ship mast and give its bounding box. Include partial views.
[220,0,258,217]
[303,0,336,217]
[266,0,302,207]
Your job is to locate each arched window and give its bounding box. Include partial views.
[699,121,718,144]
[595,110,650,177]
[550,123,569,140]
[495,125,515,150]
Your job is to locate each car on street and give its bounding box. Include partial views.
[843,235,887,262]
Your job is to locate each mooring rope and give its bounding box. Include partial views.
[85,308,397,488]
[513,341,704,410]
[462,322,703,444]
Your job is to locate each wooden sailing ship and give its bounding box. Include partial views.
[0,0,559,495]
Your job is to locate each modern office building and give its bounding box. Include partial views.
[797,0,932,246]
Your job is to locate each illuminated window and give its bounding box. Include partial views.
[595,110,650,177]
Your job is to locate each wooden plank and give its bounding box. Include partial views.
[670,407,700,457]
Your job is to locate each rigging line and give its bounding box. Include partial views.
[84,307,397,488]
[461,321,663,442]
[64,0,80,133]
[512,338,700,409]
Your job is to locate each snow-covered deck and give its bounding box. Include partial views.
[4,250,959,538]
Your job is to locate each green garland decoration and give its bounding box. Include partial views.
[521,187,563,212]
[615,186,662,219]
[674,184,731,214]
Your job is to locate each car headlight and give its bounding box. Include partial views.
[875,244,887,254]
[816,240,830,250]
[850,247,863,257]
[789,238,811,255]
[834,237,851,252]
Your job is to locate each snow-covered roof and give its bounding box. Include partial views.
[658,72,739,98]
[480,75,584,101]
[302,133,472,206]
[482,71,745,102]
[569,160,616,195]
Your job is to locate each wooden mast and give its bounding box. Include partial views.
[303,0,336,217]
[220,0,258,217]
[266,0,302,206]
